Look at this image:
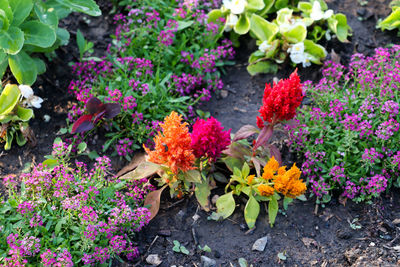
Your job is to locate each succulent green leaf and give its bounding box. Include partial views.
[9,0,33,26]
[207,9,224,23]
[57,28,70,46]
[247,0,265,12]
[0,51,8,78]
[34,2,59,29]
[8,51,38,85]
[195,181,211,211]
[298,1,312,14]
[250,14,279,42]
[33,57,46,75]
[0,0,12,22]
[5,129,14,150]
[54,0,101,16]
[216,192,236,219]
[274,0,288,9]
[328,13,351,42]
[247,60,278,75]
[44,0,71,19]
[276,8,292,25]
[244,195,260,229]
[0,26,24,55]
[0,84,20,116]
[16,106,33,121]
[234,14,250,35]
[241,162,250,178]
[257,0,275,16]
[282,24,307,43]
[0,9,9,31]
[304,39,327,64]
[21,21,56,48]
[378,7,400,30]
[268,195,279,227]
[15,130,27,146]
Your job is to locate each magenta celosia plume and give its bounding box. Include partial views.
[191,117,231,161]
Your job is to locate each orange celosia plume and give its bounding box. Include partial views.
[144,111,195,174]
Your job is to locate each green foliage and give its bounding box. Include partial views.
[0,84,35,150]
[76,29,94,61]
[378,0,400,33]
[209,0,352,75]
[0,0,100,85]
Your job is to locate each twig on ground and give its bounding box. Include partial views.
[192,227,198,245]
[142,235,159,261]
[166,198,186,209]
[245,226,256,235]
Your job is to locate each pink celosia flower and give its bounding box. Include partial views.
[191,117,231,162]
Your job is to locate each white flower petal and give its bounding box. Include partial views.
[224,13,238,31]
[230,0,247,14]
[19,85,34,99]
[29,96,44,109]
[323,9,334,19]
[258,41,271,53]
[310,1,323,21]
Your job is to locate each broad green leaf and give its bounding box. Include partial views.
[0,84,20,116]
[55,0,101,16]
[177,20,194,31]
[9,51,37,85]
[282,24,307,43]
[45,0,71,19]
[0,26,24,54]
[241,162,250,178]
[298,2,312,14]
[247,60,278,75]
[77,142,87,153]
[276,8,292,25]
[57,28,70,46]
[195,181,211,211]
[32,57,46,74]
[0,51,8,78]
[274,0,288,9]
[244,195,260,229]
[43,158,58,169]
[34,2,59,29]
[282,196,293,210]
[268,196,279,227]
[207,9,224,23]
[334,13,351,42]
[234,14,250,35]
[247,0,265,12]
[15,131,26,146]
[0,0,12,22]
[184,170,202,183]
[304,39,327,64]
[0,9,9,31]
[250,14,279,42]
[257,0,275,16]
[222,156,245,172]
[21,21,56,48]
[9,0,33,26]
[16,106,33,121]
[216,192,236,219]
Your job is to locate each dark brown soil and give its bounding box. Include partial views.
[1,0,400,266]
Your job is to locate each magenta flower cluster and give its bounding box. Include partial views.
[287,46,400,202]
[191,116,231,162]
[0,143,154,265]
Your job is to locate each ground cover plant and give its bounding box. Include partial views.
[0,0,101,85]
[378,0,400,33]
[0,84,42,150]
[288,45,400,204]
[67,0,235,159]
[208,0,351,75]
[0,140,154,266]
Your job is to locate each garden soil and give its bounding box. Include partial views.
[1,0,400,266]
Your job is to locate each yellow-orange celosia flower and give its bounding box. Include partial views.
[247,175,255,184]
[144,111,195,174]
[258,184,275,196]
[262,156,280,180]
[274,163,306,198]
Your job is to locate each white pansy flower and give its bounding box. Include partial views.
[223,0,247,15]
[224,13,239,32]
[310,1,333,21]
[18,85,44,109]
[258,41,271,53]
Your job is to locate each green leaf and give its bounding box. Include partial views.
[21,21,56,48]
[42,158,58,169]
[16,106,33,121]
[57,28,70,46]
[283,196,293,210]
[304,39,327,64]
[216,192,236,219]
[4,129,13,150]
[45,0,71,19]
[0,0,13,22]
[195,181,211,211]
[9,0,32,26]
[274,0,288,9]
[247,0,265,11]
[0,26,24,55]
[297,194,307,201]
[76,29,85,58]
[172,240,181,252]
[268,196,278,227]
[238,258,249,267]
[0,84,20,116]
[244,195,260,229]
[247,60,278,75]
[77,142,87,153]
[15,131,26,146]
[222,156,244,172]
[0,51,7,78]
[257,0,275,16]
[241,162,250,178]
[55,218,65,236]
[55,0,101,16]
[184,169,201,183]
[282,24,307,43]
[298,1,312,14]
[276,7,292,25]
[328,13,351,42]
[207,9,224,23]
[8,51,37,85]
[177,20,194,31]
[34,2,59,29]
[0,9,10,31]
[180,246,190,255]
[32,57,46,75]
[234,14,250,35]
[250,14,279,42]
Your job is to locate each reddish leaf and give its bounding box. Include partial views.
[254,124,274,150]
[268,144,282,165]
[104,103,121,119]
[233,124,259,141]
[86,97,103,114]
[144,185,167,221]
[92,110,106,124]
[71,114,94,134]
